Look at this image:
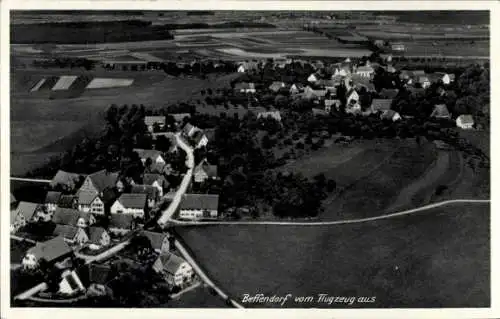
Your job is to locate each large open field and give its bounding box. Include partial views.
[176,202,490,308]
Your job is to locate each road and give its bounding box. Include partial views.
[157,133,195,228]
[174,240,244,309]
[170,199,490,227]
[10,177,51,183]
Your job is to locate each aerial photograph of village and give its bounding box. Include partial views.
[9,10,490,308]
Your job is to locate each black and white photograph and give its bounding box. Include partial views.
[5,5,492,313]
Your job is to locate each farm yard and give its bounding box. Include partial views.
[176,201,489,308]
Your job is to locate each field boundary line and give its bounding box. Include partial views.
[170,199,490,227]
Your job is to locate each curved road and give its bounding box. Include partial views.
[170,199,490,227]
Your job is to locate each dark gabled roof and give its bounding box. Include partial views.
[257,111,282,122]
[131,184,159,199]
[431,104,451,118]
[181,194,219,211]
[133,149,163,161]
[269,81,285,92]
[53,207,92,225]
[53,224,79,240]
[154,251,186,275]
[116,193,147,209]
[45,191,62,204]
[57,195,77,208]
[182,123,196,136]
[27,237,72,263]
[170,113,191,122]
[89,263,112,284]
[87,170,119,193]
[381,109,400,120]
[457,114,474,124]
[50,170,82,189]
[194,159,218,178]
[145,162,167,174]
[192,130,208,145]
[144,116,166,126]
[77,190,98,205]
[371,99,393,112]
[109,214,135,229]
[88,226,108,244]
[143,173,167,186]
[379,88,399,99]
[142,231,169,251]
[15,202,39,220]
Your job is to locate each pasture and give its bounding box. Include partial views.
[176,202,490,308]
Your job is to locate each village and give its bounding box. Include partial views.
[10,49,489,306]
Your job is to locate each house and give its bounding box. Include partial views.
[379,88,399,99]
[58,269,86,296]
[456,115,475,129]
[237,61,259,73]
[170,113,191,123]
[57,195,78,209]
[325,99,342,112]
[257,111,282,122]
[78,169,119,196]
[234,82,256,93]
[381,109,402,122]
[386,65,397,73]
[191,130,209,149]
[391,43,405,51]
[109,214,136,235]
[418,76,431,89]
[182,123,201,138]
[355,65,375,78]
[10,202,34,233]
[431,104,452,119]
[53,224,89,245]
[371,99,393,113]
[307,73,320,83]
[179,194,219,220]
[193,159,218,183]
[289,83,304,95]
[110,193,147,218]
[44,191,62,215]
[143,173,168,197]
[346,88,360,106]
[133,149,165,165]
[53,207,95,228]
[77,190,105,215]
[269,81,286,92]
[22,237,73,269]
[50,170,83,192]
[88,226,111,248]
[430,72,455,85]
[142,231,170,253]
[131,185,159,208]
[152,251,194,288]
[144,116,166,133]
[346,99,362,114]
[303,87,327,100]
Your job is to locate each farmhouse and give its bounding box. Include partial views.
[418,76,431,89]
[58,270,86,296]
[325,99,342,112]
[110,193,147,218]
[53,207,95,228]
[179,194,219,220]
[371,99,393,113]
[22,237,73,270]
[289,83,304,95]
[44,191,62,215]
[431,104,452,119]
[109,214,136,235]
[152,251,194,288]
[131,185,159,208]
[143,173,168,197]
[88,226,111,248]
[50,170,82,192]
[191,130,209,149]
[133,149,166,165]
[235,82,256,94]
[391,43,405,51]
[53,224,89,245]
[456,114,475,129]
[182,123,200,138]
[257,111,282,122]
[355,65,375,78]
[144,116,166,133]
[193,159,218,183]
[57,195,78,209]
[142,231,170,253]
[237,61,259,73]
[12,201,43,227]
[77,190,105,215]
[79,169,119,196]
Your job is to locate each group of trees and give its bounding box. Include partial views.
[32,58,96,70]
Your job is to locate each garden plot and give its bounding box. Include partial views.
[51,75,79,91]
[85,77,134,89]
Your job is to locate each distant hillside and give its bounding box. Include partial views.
[388,11,489,25]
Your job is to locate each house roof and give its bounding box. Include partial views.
[146,162,167,174]
[194,159,218,178]
[182,123,198,136]
[356,65,374,73]
[88,226,108,244]
[50,170,82,189]
[109,214,135,229]
[289,83,304,91]
[257,111,282,122]
[155,251,187,275]
[380,88,399,99]
[431,104,451,118]
[16,201,40,220]
[143,173,166,186]
[269,81,285,92]
[144,116,166,127]
[413,70,426,76]
[457,114,474,124]
[87,170,119,193]
[192,130,208,145]
[77,190,98,205]
[27,236,72,263]
[89,264,112,284]
[53,224,79,240]
[325,99,341,107]
[133,149,163,161]
[131,184,159,199]
[418,76,430,83]
[371,99,393,112]
[58,195,77,208]
[142,231,169,251]
[181,194,219,211]
[53,207,81,225]
[116,193,147,209]
[234,82,255,90]
[381,109,400,120]
[170,113,191,122]
[45,191,62,205]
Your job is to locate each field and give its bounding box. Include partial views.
[176,202,490,308]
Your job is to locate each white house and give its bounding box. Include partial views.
[58,270,85,295]
[144,116,166,133]
[346,89,359,107]
[179,194,219,220]
[355,65,375,78]
[110,193,147,218]
[152,251,194,288]
[22,237,73,269]
[307,73,319,83]
[456,114,475,129]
